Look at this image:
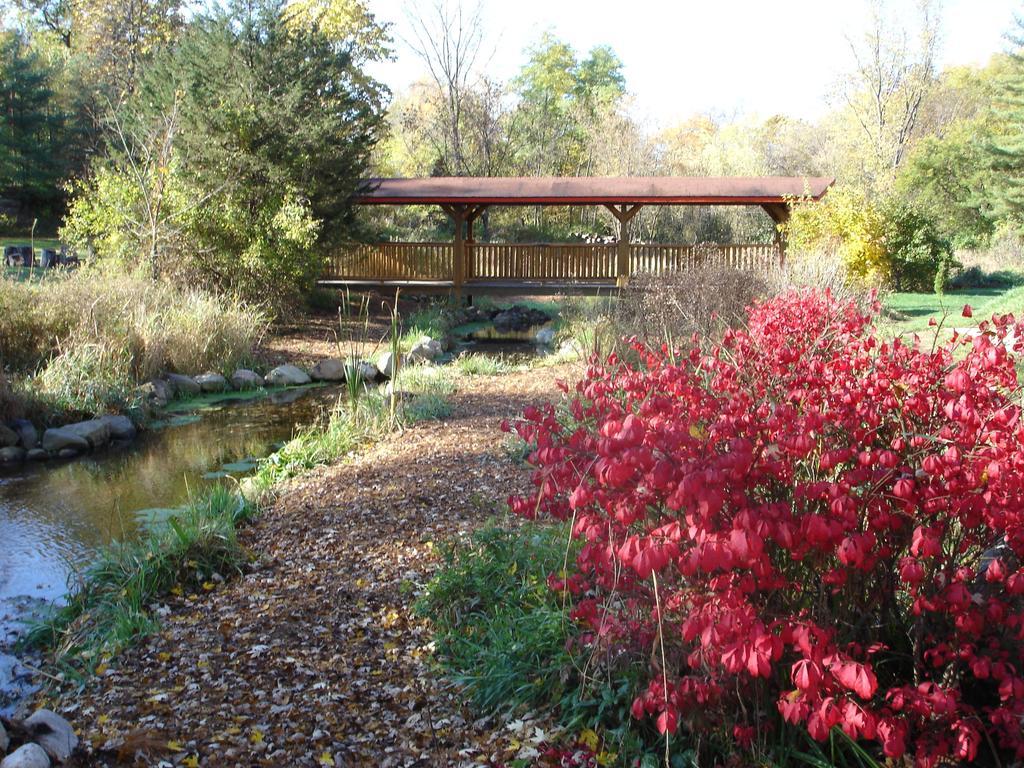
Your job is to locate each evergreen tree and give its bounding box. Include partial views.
[989,12,1024,227]
[0,31,68,212]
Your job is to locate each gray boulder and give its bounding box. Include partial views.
[9,420,38,450]
[357,361,380,383]
[230,369,263,390]
[100,415,136,441]
[0,743,50,768]
[165,373,200,397]
[56,449,78,460]
[0,424,18,448]
[310,358,347,382]
[24,708,76,763]
[535,326,556,346]
[40,428,90,454]
[62,420,110,449]
[0,447,26,464]
[138,379,173,408]
[26,449,47,462]
[265,364,310,387]
[408,336,443,362]
[377,351,398,379]
[195,372,229,393]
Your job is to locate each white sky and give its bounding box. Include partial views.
[365,0,1021,127]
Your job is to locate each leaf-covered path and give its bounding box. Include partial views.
[56,366,573,767]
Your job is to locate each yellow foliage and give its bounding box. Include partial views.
[785,186,890,286]
[283,0,389,60]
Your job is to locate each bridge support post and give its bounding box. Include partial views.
[604,203,643,288]
[761,203,791,267]
[440,203,468,300]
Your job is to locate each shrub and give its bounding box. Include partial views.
[879,199,954,292]
[786,187,889,286]
[786,189,952,292]
[617,265,771,343]
[506,290,1024,766]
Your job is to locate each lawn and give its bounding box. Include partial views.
[882,278,1024,338]
[1,236,62,250]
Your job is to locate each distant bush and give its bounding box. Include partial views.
[617,263,771,344]
[880,198,954,292]
[63,166,322,314]
[787,187,952,292]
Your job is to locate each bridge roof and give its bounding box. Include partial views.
[355,176,833,206]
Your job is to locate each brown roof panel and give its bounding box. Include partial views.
[355,176,833,205]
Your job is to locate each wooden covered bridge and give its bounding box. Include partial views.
[321,176,833,295]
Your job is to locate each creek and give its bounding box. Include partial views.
[0,384,343,712]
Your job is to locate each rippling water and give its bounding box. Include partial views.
[0,385,343,712]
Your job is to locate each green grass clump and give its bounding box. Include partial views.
[399,302,452,350]
[417,522,577,714]
[417,521,670,765]
[250,393,396,491]
[248,368,456,494]
[394,364,457,396]
[404,393,452,421]
[23,486,253,673]
[452,352,516,376]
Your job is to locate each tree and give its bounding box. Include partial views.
[136,0,381,304]
[897,118,998,248]
[837,0,941,191]
[988,12,1024,228]
[71,0,184,100]
[283,0,390,63]
[11,0,74,47]
[0,30,68,212]
[513,32,580,176]
[404,0,486,176]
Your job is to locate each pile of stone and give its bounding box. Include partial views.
[0,414,134,464]
[0,708,78,767]
[445,303,552,334]
[491,305,551,333]
[0,351,445,469]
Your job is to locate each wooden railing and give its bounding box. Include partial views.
[467,243,619,281]
[326,242,453,281]
[323,241,781,285]
[631,243,780,274]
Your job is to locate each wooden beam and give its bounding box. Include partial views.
[465,204,488,244]
[437,203,469,292]
[603,203,643,223]
[450,205,468,295]
[761,203,790,267]
[608,204,642,287]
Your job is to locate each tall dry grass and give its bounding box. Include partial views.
[0,267,268,421]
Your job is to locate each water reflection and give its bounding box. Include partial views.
[0,385,342,615]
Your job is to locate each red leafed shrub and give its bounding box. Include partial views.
[504,290,1024,766]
